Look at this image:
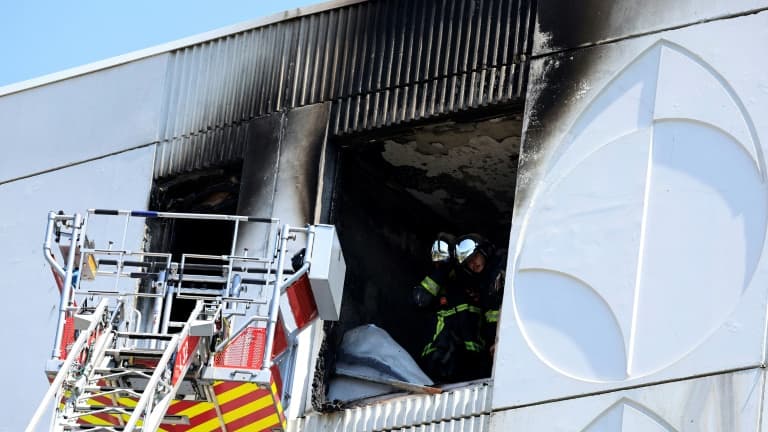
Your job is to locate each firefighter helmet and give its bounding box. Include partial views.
[430,232,456,263]
[454,234,492,272]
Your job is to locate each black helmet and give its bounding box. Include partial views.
[430,232,456,263]
[454,233,492,267]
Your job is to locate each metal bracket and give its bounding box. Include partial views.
[200,366,272,385]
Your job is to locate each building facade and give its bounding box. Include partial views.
[3,0,768,430]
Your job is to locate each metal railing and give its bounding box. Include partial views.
[32,208,321,431]
[122,300,205,432]
[26,298,111,432]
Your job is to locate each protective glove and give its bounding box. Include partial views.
[291,248,306,272]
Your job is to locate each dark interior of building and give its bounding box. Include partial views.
[147,164,242,324]
[319,108,523,404]
[330,112,521,350]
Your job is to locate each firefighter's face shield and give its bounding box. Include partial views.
[455,238,487,273]
[431,239,452,263]
[455,238,479,264]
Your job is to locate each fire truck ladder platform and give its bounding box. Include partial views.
[27,209,330,432]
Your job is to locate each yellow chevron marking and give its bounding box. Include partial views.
[223,393,274,421]
[271,382,284,419]
[176,401,215,419]
[216,382,258,405]
[79,415,115,426]
[187,393,274,432]
[184,416,225,432]
[233,413,280,432]
[118,397,137,407]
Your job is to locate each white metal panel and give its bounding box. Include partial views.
[533,0,768,56]
[494,10,768,410]
[289,382,491,432]
[759,369,768,432]
[0,54,167,183]
[0,146,155,432]
[309,225,346,320]
[490,368,764,431]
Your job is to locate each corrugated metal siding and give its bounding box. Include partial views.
[330,63,526,134]
[291,415,489,432]
[289,382,492,432]
[154,122,252,179]
[155,0,535,178]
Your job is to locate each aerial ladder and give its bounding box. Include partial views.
[27,209,345,432]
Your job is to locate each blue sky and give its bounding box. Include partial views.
[0,0,320,87]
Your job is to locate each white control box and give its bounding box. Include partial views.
[308,225,346,321]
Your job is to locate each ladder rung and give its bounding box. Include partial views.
[106,348,165,358]
[70,404,134,417]
[63,413,188,430]
[221,297,268,304]
[174,274,228,283]
[176,287,226,295]
[94,366,154,374]
[242,267,292,275]
[181,263,227,272]
[227,255,274,263]
[98,259,155,268]
[79,387,142,397]
[128,272,160,281]
[240,278,269,286]
[82,385,119,392]
[75,290,165,298]
[114,331,173,340]
[64,426,124,431]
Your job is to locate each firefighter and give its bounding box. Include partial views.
[418,233,505,383]
[412,232,456,308]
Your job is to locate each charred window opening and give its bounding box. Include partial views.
[146,164,242,324]
[318,110,523,407]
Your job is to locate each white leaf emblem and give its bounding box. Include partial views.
[515,40,765,381]
[583,399,675,431]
